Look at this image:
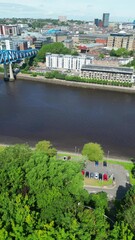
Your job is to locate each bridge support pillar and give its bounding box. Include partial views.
[4,64,9,81]
[9,63,15,81]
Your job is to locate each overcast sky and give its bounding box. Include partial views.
[0,0,135,22]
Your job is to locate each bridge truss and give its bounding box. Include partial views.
[0,49,38,64]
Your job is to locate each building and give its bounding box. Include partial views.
[17,40,28,50]
[58,16,67,22]
[45,29,68,43]
[81,65,134,82]
[94,19,103,28]
[0,25,21,36]
[0,38,14,50]
[64,39,73,49]
[95,38,107,45]
[93,57,133,67]
[79,33,109,44]
[102,13,110,27]
[34,37,53,49]
[94,19,100,27]
[107,32,134,50]
[46,54,94,71]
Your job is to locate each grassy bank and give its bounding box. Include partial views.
[84,178,113,187]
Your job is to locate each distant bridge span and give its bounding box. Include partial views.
[0,49,38,81]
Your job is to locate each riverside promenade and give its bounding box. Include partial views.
[14,73,135,94]
[1,72,135,94]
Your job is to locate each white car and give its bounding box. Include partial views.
[94,172,99,179]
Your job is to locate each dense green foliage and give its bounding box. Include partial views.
[0,66,4,72]
[126,58,135,69]
[35,43,78,62]
[82,142,104,161]
[44,70,133,87]
[0,142,135,239]
[110,48,134,57]
[35,140,57,157]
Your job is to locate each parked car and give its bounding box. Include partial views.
[81,170,85,175]
[103,161,107,167]
[99,173,103,180]
[103,173,108,181]
[85,171,90,178]
[95,161,99,166]
[90,172,95,178]
[94,172,99,179]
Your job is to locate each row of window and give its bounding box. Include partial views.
[81,71,132,82]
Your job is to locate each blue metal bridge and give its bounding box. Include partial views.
[0,49,38,81]
[0,49,38,64]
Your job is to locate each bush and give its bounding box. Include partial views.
[0,66,4,72]
[43,71,132,88]
[31,72,37,77]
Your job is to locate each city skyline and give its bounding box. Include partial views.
[0,0,135,22]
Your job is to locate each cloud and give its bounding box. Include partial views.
[0,0,134,21]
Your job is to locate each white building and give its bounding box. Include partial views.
[46,54,94,71]
[0,39,14,50]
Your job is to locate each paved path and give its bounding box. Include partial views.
[58,150,132,163]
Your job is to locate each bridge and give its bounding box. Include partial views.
[0,49,38,81]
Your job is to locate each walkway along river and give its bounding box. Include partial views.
[0,78,135,159]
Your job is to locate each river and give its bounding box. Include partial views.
[0,79,135,159]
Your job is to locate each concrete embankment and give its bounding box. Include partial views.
[1,72,135,94]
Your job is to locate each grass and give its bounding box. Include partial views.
[84,178,113,187]
[0,145,6,152]
[57,152,86,163]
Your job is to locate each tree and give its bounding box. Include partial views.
[1,142,127,238]
[35,140,57,157]
[82,142,104,161]
[116,186,135,233]
[99,53,105,59]
[109,222,134,240]
[35,42,71,62]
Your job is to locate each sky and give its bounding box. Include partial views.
[0,0,135,22]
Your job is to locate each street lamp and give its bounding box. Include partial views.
[107,150,110,159]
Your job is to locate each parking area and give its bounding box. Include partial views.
[84,161,131,200]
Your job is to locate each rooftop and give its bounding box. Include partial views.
[81,65,134,74]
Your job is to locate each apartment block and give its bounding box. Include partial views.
[0,25,21,36]
[0,39,14,50]
[107,33,134,50]
[81,65,134,83]
[46,54,94,71]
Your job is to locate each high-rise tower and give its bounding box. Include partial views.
[103,13,110,27]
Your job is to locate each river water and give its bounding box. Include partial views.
[0,79,135,158]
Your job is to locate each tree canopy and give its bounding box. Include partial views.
[35,42,69,62]
[82,142,104,161]
[35,42,77,62]
[0,142,134,239]
[110,48,134,57]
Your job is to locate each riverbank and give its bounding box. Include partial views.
[18,73,135,94]
[0,143,131,162]
[1,72,135,94]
